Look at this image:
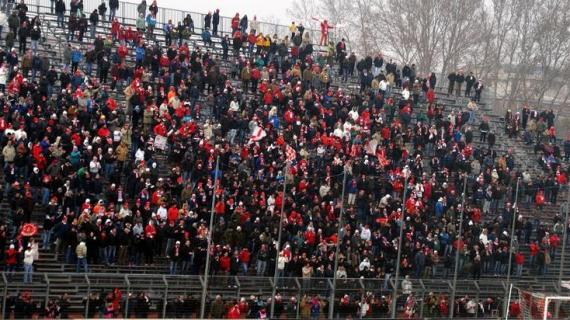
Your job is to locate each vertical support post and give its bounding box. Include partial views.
[450,173,469,318]
[200,156,220,319]
[503,178,520,317]
[85,274,91,319]
[162,276,168,318]
[270,163,289,319]
[505,283,513,320]
[419,280,426,319]
[121,3,125,24]
[391,171,409,319]
[554,188,570,319]
[124,275,131,318]
[294,278,301,319]
[2,273,8,319]
[44,273,50,309]
[235,277,240,301]
[328,167,347,319]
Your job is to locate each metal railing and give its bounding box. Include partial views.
[0,272,564,319]
[20,0,322,41]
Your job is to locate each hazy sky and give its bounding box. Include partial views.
[122,0,295,25]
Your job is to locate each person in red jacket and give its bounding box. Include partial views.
[111,18,120,40]
[549,233,560,260]
[153,121,168,137]
[239,248,250,275]
[227,302,241,319]
[312,17,334,45]
[515,251,524,277]
[231,13,240,33]
[529,241,539,268]
[167,204,179,223]
[219,252,231,275]
[5,244,18,278]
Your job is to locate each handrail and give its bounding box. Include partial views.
[84,274,91,319]
[418,279,426,319]
[1,273,7,319]
[43,273,50,309]
[23,0,323,41]
[0,272,562,319]
[161,275,168,318]
[124,274,131,318]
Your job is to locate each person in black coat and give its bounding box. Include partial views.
[465,72,476,96]
[55,0,66,27]
[455,71,465,96]
[447,71,456,95]
[109,0,119,21]
[133,292,151,318]
[428,72,437,89]
[204,11,211,30]
[18,22,28,54]
[212,9,220,35]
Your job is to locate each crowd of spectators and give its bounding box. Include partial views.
[0,0,567,318]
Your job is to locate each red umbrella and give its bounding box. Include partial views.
[20,223,38,237]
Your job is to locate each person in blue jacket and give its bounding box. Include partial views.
[201,27,212,46]
[135,44,145,67]
[70,46,82,72]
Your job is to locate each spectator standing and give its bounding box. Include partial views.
[447,71,456,95]
[109,0,118,21]
[212,9,219,36]
[76,240,88,272]
[137,0,146,17]
[7,10,18,35]
[98,0,107,22]
[17,20,28,54]
[89,9,99,39]
[455,71,465,96]
[0,11,6,40]
[23,243,34,283]
[515,251,524,277]
[168,240,181,274]
[4,244,17,279]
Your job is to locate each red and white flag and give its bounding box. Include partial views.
[250,126,267,142]
[286,144,297,163]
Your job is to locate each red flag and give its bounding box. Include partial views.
[286,144,297,163]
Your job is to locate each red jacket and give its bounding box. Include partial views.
[239,249,250,264]
[550,234,561,248]
[5,249,17,265]
[231,17,239,30]
[227,305,240,319]
[305,230,316,246]
[111,20,120,36]
[118,45,128,60]
[515,252,524,265]
[144,224,156,238]
[529,243,539,256]
[219,255,231,272]
[167,206,179,223]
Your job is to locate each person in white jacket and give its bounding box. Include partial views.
[0,11,6,40]
[0,64,7,92]
[23,244,34,284]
